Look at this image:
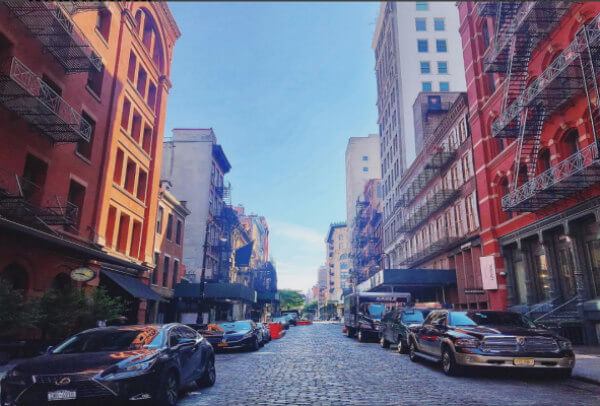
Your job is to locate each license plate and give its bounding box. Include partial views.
[217,343,228,347]
[48,390,76,401]
[513,358,535,367]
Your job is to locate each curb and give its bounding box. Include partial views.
[572,375,600,386]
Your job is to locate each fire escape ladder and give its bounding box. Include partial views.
[580,25,600,146]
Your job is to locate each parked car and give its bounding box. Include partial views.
[214,320,262,351]
[379,307,430,353]
[272,317,290,330]
[256,323,271,344]
[407,310,575,377]
[0,324,215,406]
[187,323,224,348]
[283,313,298,326]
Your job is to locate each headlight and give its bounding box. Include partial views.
[454,338,480,348]
[101,358,157,380]
[557,339,572,350]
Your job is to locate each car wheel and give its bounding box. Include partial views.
[409,340,418,362]
[345,327,355,338]
[196,357,216,388]
[155,369,178,406]
[397,339,407,354]
[442,347,462,377]
[380,334,389,348]
[251,337,260,351]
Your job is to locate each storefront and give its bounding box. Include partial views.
[500,197,600,345]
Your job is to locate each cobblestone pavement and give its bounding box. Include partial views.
[179,323,600,406]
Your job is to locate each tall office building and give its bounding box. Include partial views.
[345,134,381,245]
[373,1,466,265]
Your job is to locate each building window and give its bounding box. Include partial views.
[67,179,85,229]
[176,219,183,244]
[363,167,368,172]
[113,148,124,184]
[156,206,164,234]
[105,206,117,248]
[147,82,157,110]
[124,159,136,194]
[120,98,131,130]
[434,18,445,31]
[136,169,147,202]
[127,52,137,82]
[420,61,431,74]
[116,213,130,254]
[172,260,179,288]
[137,66,147,98]
[416,1,428,11]
[340,262,349,269]
[339,243,344,249]
[488,73,496,93]
[131,111,142,142]
[439,82,450,92]
[76,112,95,160]
[564,129,579,156]
[362,156,368,161]
[436,39,447,52]
[422,82,432,92]
[437,61,448,74]
[482,23,491,48]
[96,8,111,41]
[86,64,103,96]
[142,125,153,154]
[163,256,170,287]
[130,220,142,259]
[417,39,428,53]
[415,18,426,31]
[166,213,173,240]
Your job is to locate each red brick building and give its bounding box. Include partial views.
[459,2,600,344]
[0,2,179,324]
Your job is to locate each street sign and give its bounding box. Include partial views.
[479,255,498,290]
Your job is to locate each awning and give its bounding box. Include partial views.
[257,291,280,302]
[102,269,166,302]
[174,282,256,303]
[357,268,456,293]
[235,242,253,267]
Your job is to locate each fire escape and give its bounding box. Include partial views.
[482,3,600,212]
[216,183,232,206]
[3,2,103,73]
[0,168,77,234]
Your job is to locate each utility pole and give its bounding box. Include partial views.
[197,220,211,324]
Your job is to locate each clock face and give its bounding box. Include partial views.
[70,267,96,283]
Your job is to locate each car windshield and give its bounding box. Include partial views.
[52,327,164,354]
[218,321,252,331]
[402,311,425,324]
[449,312,536,328]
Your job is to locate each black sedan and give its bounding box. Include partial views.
[408,310,575,377]
[213,320,262,351]
[0,324,215,406]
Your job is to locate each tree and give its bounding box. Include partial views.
[278,289,305,310]
[0,280,29,336]
[302,300,318,317]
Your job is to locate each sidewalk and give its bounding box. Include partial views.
[573,346,600,385]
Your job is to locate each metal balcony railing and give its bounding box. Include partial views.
[502,143,600,211]
[61,1,106,14]
[0,168,78,231]
[3,2,102,73]
[476,2,498,17]
[484,2,569,73]
[0,57,92,143]
[492,12,600,139]
[397,188,460,233]
[399,236,461,267]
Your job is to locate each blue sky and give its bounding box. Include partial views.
[166,2,380,293]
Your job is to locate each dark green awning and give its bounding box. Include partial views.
[102,269,166,302]
[174,282,256,303]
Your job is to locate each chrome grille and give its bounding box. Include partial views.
[19,374,114,403]
[524,336,559,352]
[481,336,517,352]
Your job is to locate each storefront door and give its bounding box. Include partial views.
[556,240,577,299]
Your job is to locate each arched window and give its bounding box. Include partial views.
[564,129,579,156]
[134,8,165,73]
[499,178,513,220]
[518,165,529,185]
[0,264,29,292]
[52,272,73,293]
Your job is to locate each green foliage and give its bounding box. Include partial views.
[278,289,305,310]
[0,280,29,335]
[29,288,90,340]
[302,300,318,317]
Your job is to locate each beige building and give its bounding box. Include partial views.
[325,222,350,305]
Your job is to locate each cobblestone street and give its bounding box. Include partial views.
[178,323,600,405]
